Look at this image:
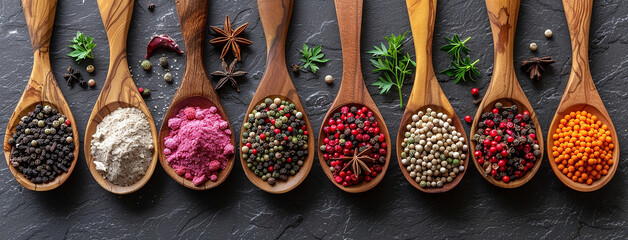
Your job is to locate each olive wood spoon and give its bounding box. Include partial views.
[396,0,469,193]
[3,0,79,191]
[547,0,619,192]
[239,0,314,194]
[470,0,544,188]
[84,0,159,194]
[156,0,236,190]
[317,0,391,193]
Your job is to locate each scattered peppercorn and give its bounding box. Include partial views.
[471,88,479,96]
[401,108,467,188]
[164,72,173,83]
[159,56,168,67]
[138,87,144,93]
[472,102,541,183]
[86,64,95,73]
[242,98,309,185]
[88,79,96,87]
[320,105,385,187]
[529,42,538,51]
[464,115,472,123]
[141,60,152,71]
[142,88,151,97]
[552,111,614,185]
[325,75,333,84]
[148,2,155,11]
[291,64,300,73]
[8,104,75,184]
[545,29,553,38]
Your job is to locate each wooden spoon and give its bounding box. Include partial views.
[469,0,544,188]
[3,0,79,191]
[84,0,159,195]
[547,0,619,192]
[239,0,314,194]
[156,0,236,190]
[317,0,391,193]
[396,0,469,193]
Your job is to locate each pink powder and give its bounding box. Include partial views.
[164,106,234,186]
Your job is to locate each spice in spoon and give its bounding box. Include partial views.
[400,108,468,188]
[8,104,75,184]
[241,98,308,185]
[472,102,541,183]
[320,105,386,187]
[164,106,234,186]
[552,111,614,185]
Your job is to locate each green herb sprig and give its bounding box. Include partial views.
[298,44,330,74]
[68,31,96,62]
[439,34,480,83]
[368,32,416,108]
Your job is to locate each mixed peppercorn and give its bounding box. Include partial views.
[472,102,541,183]
[8,104,75,184]
[241,98,308,185]
[320,105,386,187]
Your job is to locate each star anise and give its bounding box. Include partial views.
[210,15,253,61]
[211,59,247,92]
[333,146,375,177]
[63,67,81,86]
[520,56,555,81]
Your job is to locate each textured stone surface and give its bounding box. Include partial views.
[1,0,627,239]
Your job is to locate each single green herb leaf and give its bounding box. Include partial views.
[369,32,415,108]
[298,44,330,74]
[68,31,96,62]
[439,34,480,84]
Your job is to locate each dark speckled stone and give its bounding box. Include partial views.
[1,0,627,239]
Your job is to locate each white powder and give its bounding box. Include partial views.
[91,107,154,186]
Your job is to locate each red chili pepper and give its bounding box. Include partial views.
[145,34,183,58]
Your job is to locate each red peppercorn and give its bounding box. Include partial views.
[378,148,386,155]
[345,141,353,149]
[335,176,342,183]
[523,111,530,116]
[490,130,498,137]
[364,176,371,182]
[380,142,387,149]
[328,119,335,125]
[287,158,292,163]
[246,142,251,148]
[507,136,514,143]
[252,149,257,154]
[268,166,274,172]
[474,151,482,157]
[471,88,479,96]
[287,126,293,132]
[525,162,534,169]
[65,119,71,126]
[138,87,144,93]
[529,133,536,140]
[492,108,499,114]
[502,175,510,183]
[342,182,348,187]
[494,136,502,142]
[501,150,508,157]
[323,126,330,133]
[491,169,497,176]
[498,160,506,167]
[379,134,385,142]
[464,115,472,123]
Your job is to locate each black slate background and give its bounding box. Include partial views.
[1,0,628,239]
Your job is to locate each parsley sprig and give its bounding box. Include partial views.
[68,31,96,62]
[298,44,329,74]
[368,32,416,108]
[439,34,480,83]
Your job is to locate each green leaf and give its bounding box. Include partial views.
[369,31,414,107]
[68,31,96,62]
[297,44,329,74]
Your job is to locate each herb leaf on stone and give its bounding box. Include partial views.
[440,34,470,62]
[298,44,329,74]
[368,32,415,108]
[439,34,481,83]
[67,31,95,62]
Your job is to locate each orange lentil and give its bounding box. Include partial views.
[552,111,613,185]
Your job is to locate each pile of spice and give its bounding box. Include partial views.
[320,105,386,187]
[241,98,308,185]
[91,107,154,186]
[400,108,468,188]
[8,104,74,184]
[552,111,614,185]
[164,106,234,186]
[472,102,541,183]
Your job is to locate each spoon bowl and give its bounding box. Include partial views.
[239,0,314,194]
[396,0,469,193]
[317,0,391,193]
[84,0,159,195]
[470,0,544,188]
[157,0,236,190]
[318,103,391,193]
[3,0,79,191]
[547,0,619,192]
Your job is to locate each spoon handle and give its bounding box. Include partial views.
[562,0,597,98]
[258,0,292,81]
[335,0,367,100]
[97,0,134,85]
[175,0,212,96]
[485,0,520,96]
[22,0,57,87]
[406,0,442,109]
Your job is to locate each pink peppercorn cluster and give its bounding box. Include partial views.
[320,105,386,187]
[472,102,541,183]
